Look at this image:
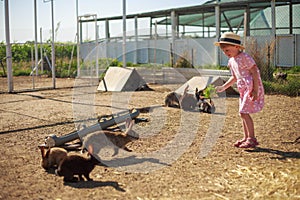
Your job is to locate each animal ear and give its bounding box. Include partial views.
[124,119,135,134]
[87,145,93,155]
[39,145,45,158]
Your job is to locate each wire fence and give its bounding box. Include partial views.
[0,42,77,91]
[1,35,299,96]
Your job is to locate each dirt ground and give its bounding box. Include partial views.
[0,76,299,200]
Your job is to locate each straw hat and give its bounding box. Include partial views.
[214,32,245,49]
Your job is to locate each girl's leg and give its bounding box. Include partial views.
[242,120,249,139]
[234,114,249,147]
[239,113,258,148]
[240,113,255,138]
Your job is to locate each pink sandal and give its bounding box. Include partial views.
[239,138,259,148]
[234,138,247,147]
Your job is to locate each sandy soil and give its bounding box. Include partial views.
[0,76,299,200]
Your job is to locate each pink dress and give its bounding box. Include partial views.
[228,52,264,114]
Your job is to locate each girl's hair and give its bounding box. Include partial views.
[220,43,235,48]
[220,43,244,51]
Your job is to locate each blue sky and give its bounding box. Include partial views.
[0,0,207,43]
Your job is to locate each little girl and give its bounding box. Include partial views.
[214,32,264,148]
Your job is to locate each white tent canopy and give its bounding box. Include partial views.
[97,67,147,92]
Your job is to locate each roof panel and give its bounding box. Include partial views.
[89,0,300,32]
[157,7,263,28]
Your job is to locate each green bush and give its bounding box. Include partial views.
[109,58,121,66]
[175,56,193,68]
[286,66,300,74]
[126,62,134,67]
[263,76,300,97]
[217,65,229,70]
[14,68,32,76]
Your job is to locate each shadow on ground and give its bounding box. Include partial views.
[246,147,300,160]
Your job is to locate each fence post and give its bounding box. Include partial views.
[4,0,13,92]
[271,0,276,67]
[215,1,220,66]
[34,0,39,76]
[51,0,56,88]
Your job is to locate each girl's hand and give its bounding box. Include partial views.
[215,86,225,93]
[250,90,258,101]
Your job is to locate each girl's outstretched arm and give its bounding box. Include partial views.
[216,75,236,93]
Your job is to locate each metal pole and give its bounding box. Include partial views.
[51,0,56,88]
[202,13,205,37]
[95,16,99,77]
[271,0,276,37]
[243,12,247,47]
[105,19,109,58]
[165,15,168,38]
[215,1,220,66]
[40,27,43,73]
[34,0,39,76]
[105,19,110,40]
[154,20,157,63]
[134,16,138,64]
[80,21,83,44]
[4,0,13,92]
[76,0,80,77]
[271,0,276,67]
[245,6,250,36]
[171,10,176,67]
[289,1,293,34]
[122,0,126,67]
[150,17,152,38]
[31,46,35,89]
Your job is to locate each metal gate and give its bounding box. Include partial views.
[276,35,295,67]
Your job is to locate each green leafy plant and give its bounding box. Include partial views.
[203,84,216,98]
